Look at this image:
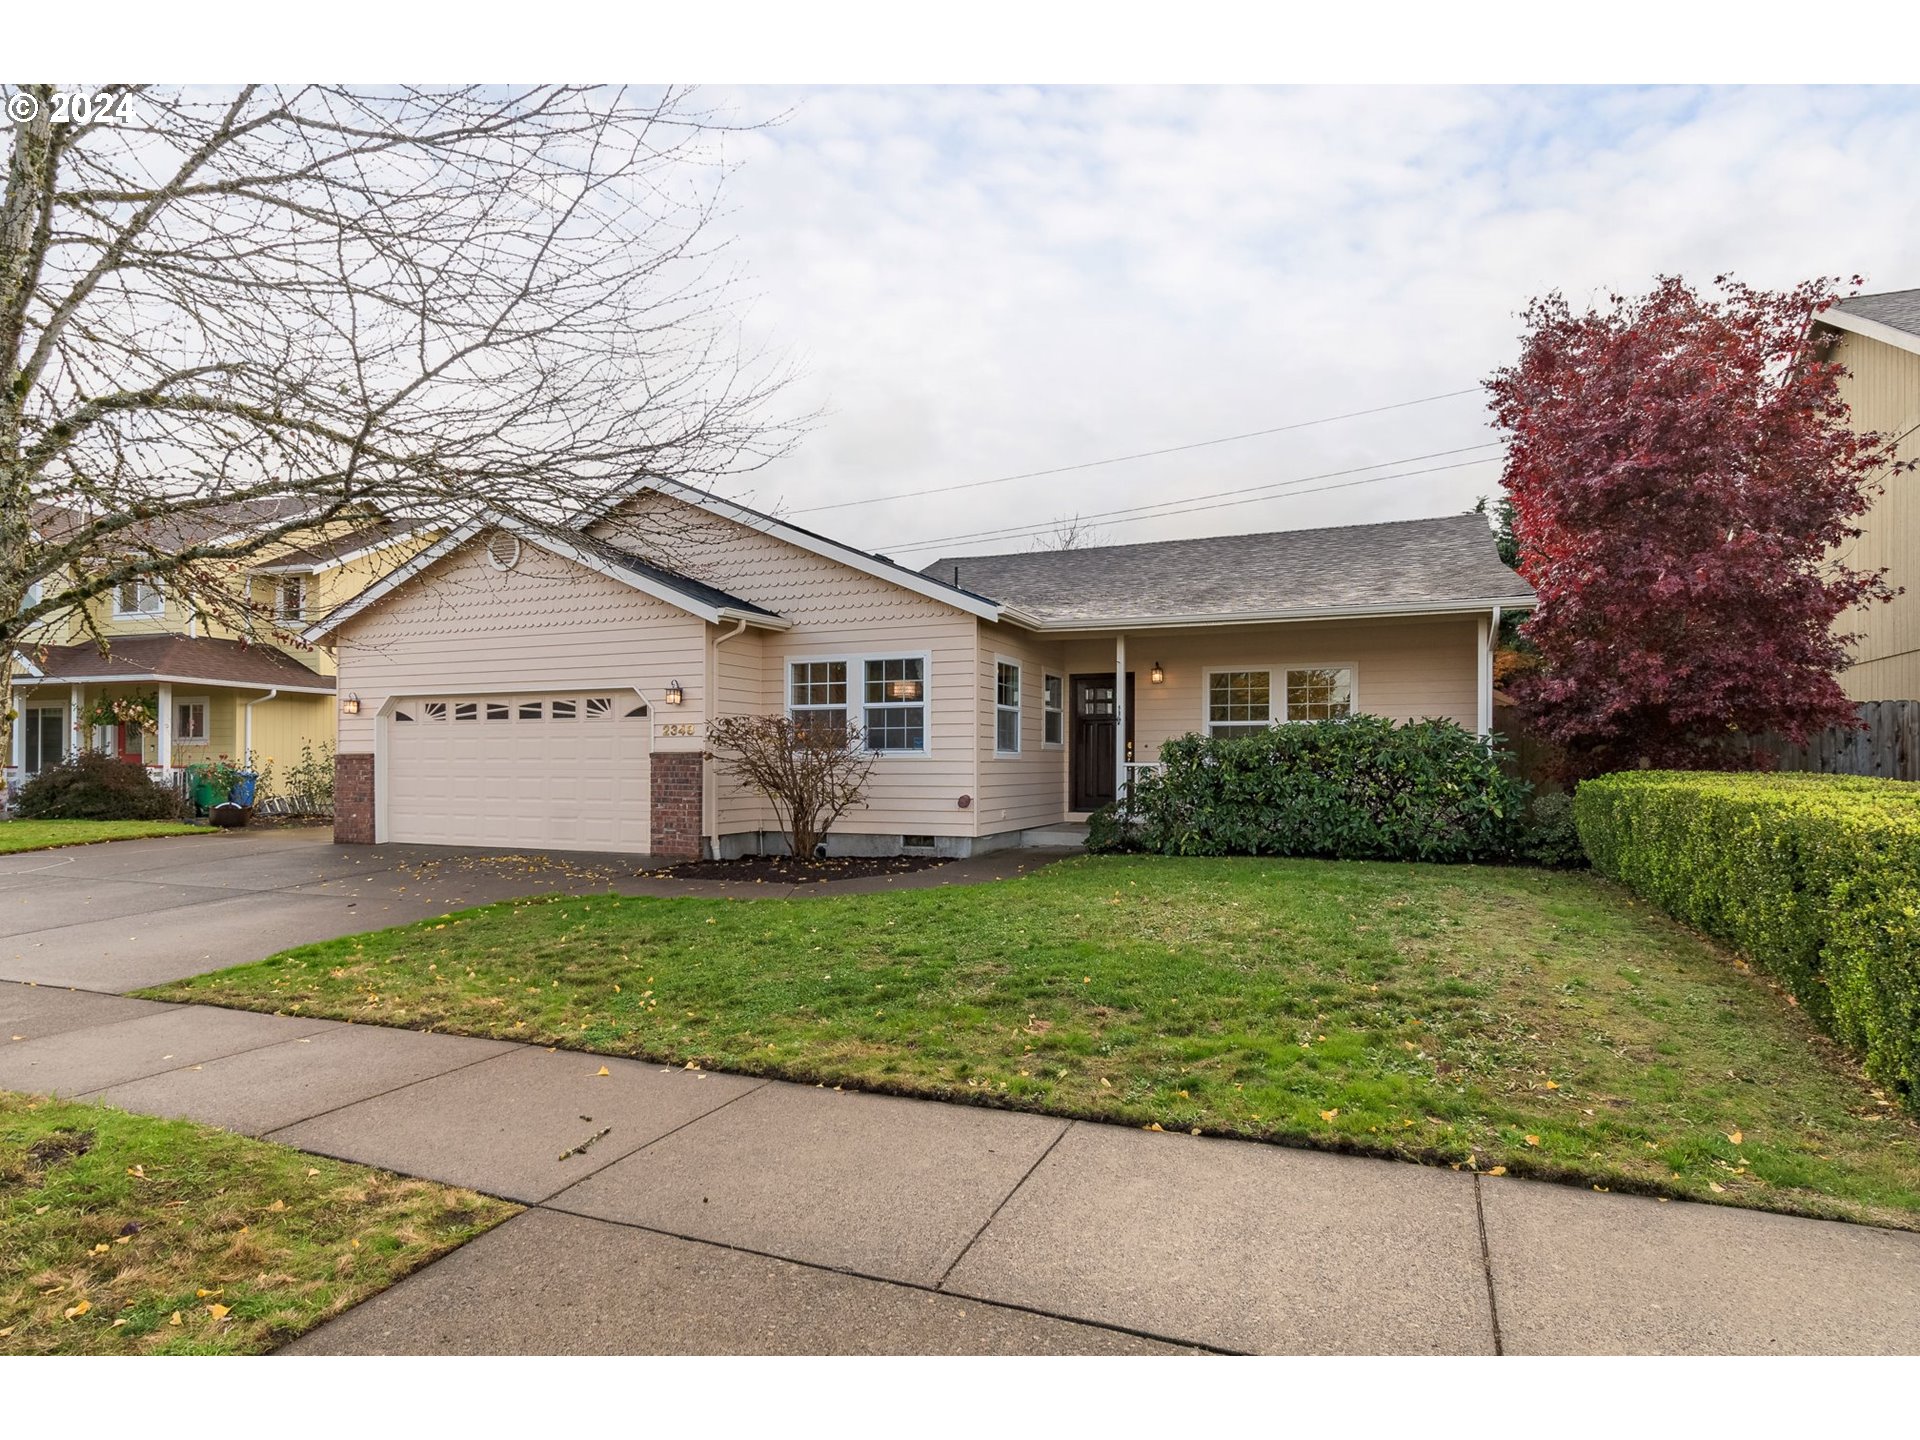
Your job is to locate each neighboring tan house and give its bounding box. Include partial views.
[7,507,430,789]
[1813,289,1920,701]
[308,480,1534,858]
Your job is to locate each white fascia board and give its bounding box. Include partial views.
[1021,596,1538,634]
[1818,310,1920,360]
[17,672,335,695]
[300,520,484,642]
[254,528,426,576]
[601,479,1004,623]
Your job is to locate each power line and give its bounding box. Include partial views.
[882,444,1504,554]
[789,387,1484,516]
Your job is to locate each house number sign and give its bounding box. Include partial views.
[658,722,699,738]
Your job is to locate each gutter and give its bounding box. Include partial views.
[12,672,335,695]
[1011,595,1539,634]
[242,688,279,764]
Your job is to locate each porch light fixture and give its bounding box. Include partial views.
[1150,662,1165,685]
[665,680,684,706]
[341,694,361,715]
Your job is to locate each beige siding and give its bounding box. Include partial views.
[1833,330,1920,700]
[974,623,1070,834]
[594,494,983,841]
[333,538,708,768]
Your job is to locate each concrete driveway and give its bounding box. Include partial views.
[0,827,661,993]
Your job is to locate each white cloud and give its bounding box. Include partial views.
[704,85,1920,558]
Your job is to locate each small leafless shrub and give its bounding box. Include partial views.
[706,715,875,859]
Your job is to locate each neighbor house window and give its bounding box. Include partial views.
[114,579,163,617]
[1043,674,1063,747]
[863,657,926,752]
[1284,667,1353,721]
[277,575,306,620]
[995,661,1022,754]
[175,698,209,744]
[1206,670,1271,737]
[24,706,65,772]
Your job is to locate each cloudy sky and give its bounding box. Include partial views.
[703,86,1920,562]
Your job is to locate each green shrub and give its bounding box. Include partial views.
[1514,791,1586,868]
[1575,770,1920,1103]
[1113,715,1526,863]
[15,752,188,822]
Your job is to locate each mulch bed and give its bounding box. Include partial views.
[647,854,954,884]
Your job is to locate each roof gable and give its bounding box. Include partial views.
[1820,290,1920,359]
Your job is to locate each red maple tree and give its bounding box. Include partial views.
[1486,275,1903,777]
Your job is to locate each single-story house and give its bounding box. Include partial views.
[308,480,1537,857]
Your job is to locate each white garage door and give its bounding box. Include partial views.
[384,692,654,853]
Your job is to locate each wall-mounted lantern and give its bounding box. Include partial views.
[665,680,685,706]
[341,693,361,715]
[1150,662,1165,685]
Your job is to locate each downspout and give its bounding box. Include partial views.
[243,688,279,767]
[704,618,750,855]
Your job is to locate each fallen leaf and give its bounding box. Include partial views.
[595,1066,610,1077]
[169,1312,182,1327]
[1543,1080,1560,1090]
[1319,1109,1339,1123]
[267,1199,285,1212]
[1525,1135,1541,1147]
[0,1326,13,1337]
[1145,1123,1163,1132]
[64,1300,90,1319]
[1709,1182,1727,1193]
[1727,1129,1744,1145]
[1487,1166,1508,1176]
[90,1243,109,1255]
[206,1303,231,1319]
[111,1319,126,1329]
[195,1288,223,1299]
[305,1168,319,1178]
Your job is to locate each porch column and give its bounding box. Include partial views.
[1114,632,1127,802]
[1476,612,1494,738]
[69,684,84,757]
[7,680,23,772]
[157,682,173,770]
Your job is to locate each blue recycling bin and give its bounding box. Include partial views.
[228,771,259,807]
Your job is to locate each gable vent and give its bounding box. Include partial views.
[485,531,523,572]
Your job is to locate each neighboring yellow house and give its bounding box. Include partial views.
[7,507,430,794]
[1814,289,1920,701]
[309,481,1534,859]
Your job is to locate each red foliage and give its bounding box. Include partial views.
[1486,275,1902,778]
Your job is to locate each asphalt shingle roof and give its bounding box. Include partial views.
[26,635,335,690]
[1830,289,1920,339]
[920,513,1534,625]
[577,537,785,619]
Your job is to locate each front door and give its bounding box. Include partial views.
[115,723,144,765]
[1069,672,1136,812]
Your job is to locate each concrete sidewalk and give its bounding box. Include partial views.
[4,979,1919,1355]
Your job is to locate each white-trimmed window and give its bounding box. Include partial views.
[788,656,928,753]
[114,579,163,617]
[863,657,926,752]
[174,697,209,744]
[276,574,306,620]
[1284,667,1353,721]
[1043,673,1064,747]
[995,660,1022,755]
[789,659,849,733]
[1207,669,1272,737]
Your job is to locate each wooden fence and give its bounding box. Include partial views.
[1750,700,1920,783]
[1492,698,1920,786]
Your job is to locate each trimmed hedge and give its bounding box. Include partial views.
[1093,715,1526,863]
[1575,771,1920,1104]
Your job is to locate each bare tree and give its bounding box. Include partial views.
[706,715,875,859]
[1029,513,1107,551]
[1,83,798,747]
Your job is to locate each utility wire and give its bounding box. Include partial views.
[883,445,1504,555]
[789,387,1484,516]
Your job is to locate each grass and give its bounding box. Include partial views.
[146,855,1920,1228]
[0,819,204,854]
[0,1091,517,1355]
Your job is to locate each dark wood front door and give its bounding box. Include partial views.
[1070,672,1136,812]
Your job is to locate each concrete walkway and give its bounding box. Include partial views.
[0,828,1075,992]
[5,978,1919,1355]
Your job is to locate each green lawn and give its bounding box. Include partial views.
[0,819,204,853]
[0,1091,517,1355]
[146,855,1920,1228]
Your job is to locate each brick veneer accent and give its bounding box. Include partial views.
[334,753,375,844]
[650,750,704,860]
